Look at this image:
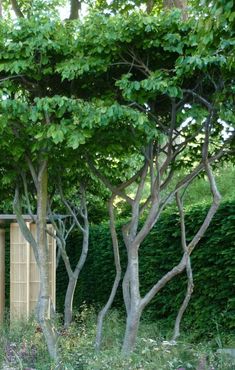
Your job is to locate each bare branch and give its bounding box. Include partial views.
[21,172,36,223]
[13,186,39,263]
[183,89,213,111]
[128,161,149,243]
[87,158,134,205]
[146,0,154,13]
[0,75,25,84]
[188,161,221,254]
[58,181,84,233]
[25,156,38,191]
[73,188,89,277]
[140,253,187,310]
[172,257,193,340]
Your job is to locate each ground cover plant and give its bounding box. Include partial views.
[1,309,235,369]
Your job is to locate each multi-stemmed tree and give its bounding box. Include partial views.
[57,5,234,353]
[0,0,234,361]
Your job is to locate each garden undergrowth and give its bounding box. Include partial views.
[0,308,235,370]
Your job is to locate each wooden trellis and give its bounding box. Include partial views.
[10,223,56,320]
[0,217,56,322]
[0,227,5,323]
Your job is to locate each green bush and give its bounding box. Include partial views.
[57,201,235,338]
[1,308,235,369]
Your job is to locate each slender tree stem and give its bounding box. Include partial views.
[95,196,121,350]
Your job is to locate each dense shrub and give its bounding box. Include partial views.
[57,201,235,337]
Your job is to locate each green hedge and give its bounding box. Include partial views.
[56,200,235,337]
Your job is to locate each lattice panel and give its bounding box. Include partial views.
[0,228,5,322]
[10,223,56,320]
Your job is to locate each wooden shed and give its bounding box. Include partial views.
[0,216,56,322]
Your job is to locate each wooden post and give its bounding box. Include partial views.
[0,227,5,323]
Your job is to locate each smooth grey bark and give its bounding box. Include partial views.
[11,0,24,17]
[172,122,221,339]
[64,225,89,328]
[172,191,194,340]
[14,161,59,363]
[69,0,81,19]
[49,183,89,328]
[122,245,141,354]
[95,196,121,351]
[64,276,77,326]
[63,187,89,328]
[88,90,232,355]
[90,147,224,355]
[163,0,187,9]
[122,264,131,315]
[36,161,58,361]
[173,257,193,340]
[146,0,154,13]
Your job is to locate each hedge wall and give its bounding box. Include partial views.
[56,200,235,337]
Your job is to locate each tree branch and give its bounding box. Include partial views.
[58,180,84,233]
[87,158,134,205]
[69,0,81,20]
[95,196,121,350]
[21,171,36,223]
[13,186,39,263]
[11,0,24,17]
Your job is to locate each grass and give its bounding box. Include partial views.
[1,308,235,369]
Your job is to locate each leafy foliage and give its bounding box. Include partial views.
[56,201,235,337]
[1,310,235,369]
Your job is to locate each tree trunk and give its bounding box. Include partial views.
[122,265,131,314]
[163,0,187,9]
[122,246,141,355]
[0,1,3,18]
[11,0,24,17]
[146,0,154,13]
[64,275,77,328]
[69,0,81,19]
[122,306,141,355]
[36,161,58,362]
[163,0,188,19]
[95,197,121,350]
[64,227,89,327]
[172,256,194,340]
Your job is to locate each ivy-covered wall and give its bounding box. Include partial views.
[56,201,235,337]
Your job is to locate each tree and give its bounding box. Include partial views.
[57,7,234,353]
[48,171,90,328]
[0,0,234,359]
[0,11,88,362]
[0,6,147,359]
